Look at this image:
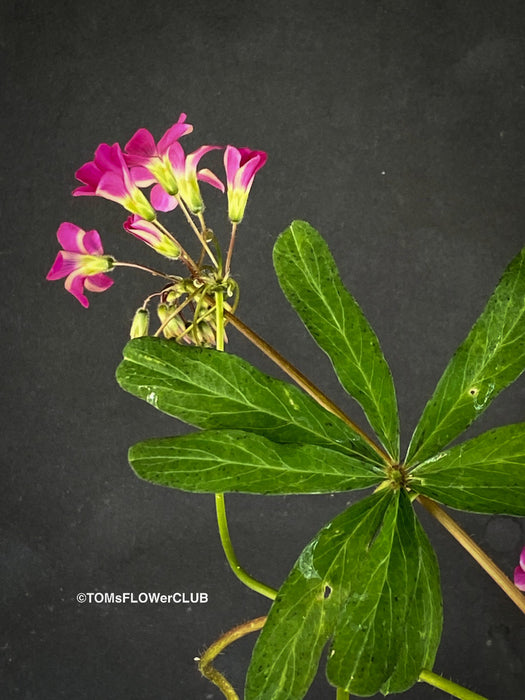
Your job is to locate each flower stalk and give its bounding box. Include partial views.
[224,309,393,465]
[418,495,525,614]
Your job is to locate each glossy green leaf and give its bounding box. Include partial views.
[116,337,381,464]
[129,430,384,494]
[406,246,525,466]
[245,490,442,699]
[327,490,441,695]
[410,424,525,515]
[245,491,394,700]
[273,221,399,460]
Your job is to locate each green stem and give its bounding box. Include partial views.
[112,261,174,280]
[215,290,225,353]
[224,310,393,465]
[336,688,349,699]
[215,493,277,600]
[152,219,199,274]
[198,616,267,700]
[419,669,489,700]
[213,291,277,601]
[224,221,238,277]
[176,195,219,268]
[418,496,525,615]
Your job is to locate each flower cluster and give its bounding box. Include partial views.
[47,115,266,344]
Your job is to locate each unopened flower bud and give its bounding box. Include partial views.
[157,303,186,340]
[130,308,149,339]
[196,321,217,347]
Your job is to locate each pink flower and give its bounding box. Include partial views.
[123,215,180,259]
[124,115,193,203]
[73,143,156,221]
[514,546,525,591]
[224,146,267,223]
[169,143,224,214]
[124,114,193,193]
[47,222,114,308]
[140,143,223,214]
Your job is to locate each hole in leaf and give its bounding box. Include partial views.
[323,585,332,599]
[468,387,479,396]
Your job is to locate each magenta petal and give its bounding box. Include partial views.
[56,222,84,251]
[158,118,193,155]
[47,251,72,280]
[150,184,178,212]
[197,168,225,192]
[186,145,221,173]
[84,273,114,293]
[74,161,101,190]
[237,156,263,190]
[167,141,186,174]
[125,128,157,158]
[514,565,525,591]
[224,146,241,184]
[94,143,121,172]
[97,171,129,201]
[82,229,105,255]
[64,271,89,307]
[520,545,525,571]
[130,165,156,187]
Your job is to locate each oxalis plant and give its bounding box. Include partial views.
[47,114,525,700]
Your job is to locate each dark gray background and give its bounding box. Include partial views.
[2,0,524,698]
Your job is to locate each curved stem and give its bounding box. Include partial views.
[176,196,219,268]
[213,292,278,601]
[418,495,525,614]
[152,219,199,274]
[197,616,267,700]
[215,493,277,600]
[112,261,174,280]
[224,310,393,465]
[419,669,488,700]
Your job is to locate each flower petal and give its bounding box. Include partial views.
[84,273,114,293]
[56,222,83,251]
[157,115,193,155]
[46,251,74,280]
[185,145,221,174]
[197,168,225,192]
[520,545,525,571]
[224,145,242,185]
[237,154,265,191]
[167,141,186,175]
[150,184,178,211]
[97,171,130,202]
[73,161,102,194]
[64,271,89,307]
[130,166,156,187]
[514,564,525,591]
[125,128,157,159]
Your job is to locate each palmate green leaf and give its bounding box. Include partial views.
[116,337,382,464]
[273,221,399,460]
[410,423,525,516]
[129,430,384,494]
[406,246,525,466]
[245,490,442,699]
